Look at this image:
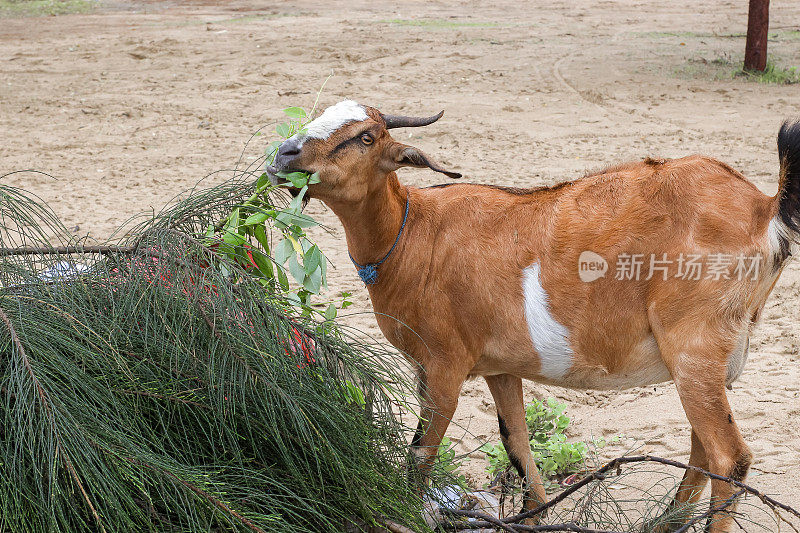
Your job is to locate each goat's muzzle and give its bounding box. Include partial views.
[274,139,301,170]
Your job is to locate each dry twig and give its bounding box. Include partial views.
[435,454,800,532]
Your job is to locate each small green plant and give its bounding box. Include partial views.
[435,437,469,489]
[0,0,96,17]
[480,398,615,491]
[737,61,800,84]
[674,54,800,85]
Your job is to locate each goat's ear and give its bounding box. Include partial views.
[387,143,462,179]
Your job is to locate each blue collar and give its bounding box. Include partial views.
[348,194,410,285]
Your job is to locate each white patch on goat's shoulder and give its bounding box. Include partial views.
[298,100,368,144]
[522,263,573,380]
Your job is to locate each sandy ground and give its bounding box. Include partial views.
[1,0,799,525]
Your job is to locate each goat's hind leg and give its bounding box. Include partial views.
[649,309,752,533]
[651,429,710,532]
[674,376,751,533]
[485,374,547,521]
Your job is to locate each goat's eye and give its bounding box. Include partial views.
[360,133,373,145]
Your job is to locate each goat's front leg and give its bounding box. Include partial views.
[485,374,547,520]
[409,363,466,486]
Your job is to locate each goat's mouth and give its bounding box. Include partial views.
[265,165,286,186]
[265,165,309,200]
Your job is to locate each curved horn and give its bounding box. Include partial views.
[381,110,444,129]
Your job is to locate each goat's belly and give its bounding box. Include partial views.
[481,334,673,390]
[520,263,673,389]
[558,336,673,390]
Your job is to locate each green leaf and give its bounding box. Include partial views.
[304,245,322,274]
[274,211,292,228]
[274,239,293,265]
[307,172,321,184]
[276,211,317,229]
[283,106,307,119]
[288,186,308,211]
[251,250,274,279]
[276,123,291,138]
[253,224,270,251]
[244,211,270,225]
[256,172,270,191]
[288,255,306,285]
[303,265,322,293]
[222,231,245,246]
[291,214,318,229]
[279,171,310,189]
[324,303,337,321]
[276,267,289,291]
[224,207,240,233]
[298,289,312,306]
[319,251,328,280]
[344,381,366,406]
[285,290,301,306]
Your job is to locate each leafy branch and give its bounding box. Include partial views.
[207,105,345,321]
[0,179,445,532]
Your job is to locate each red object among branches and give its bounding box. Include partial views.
[288,326,316,369]
[108,248,316,369]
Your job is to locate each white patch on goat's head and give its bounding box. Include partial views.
[522,262,574,380]
[295,100,368,146]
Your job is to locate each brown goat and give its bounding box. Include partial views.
[267,100,800,532]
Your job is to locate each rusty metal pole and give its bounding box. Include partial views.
[744,0,770,71]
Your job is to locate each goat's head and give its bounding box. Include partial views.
[267,100,461,204]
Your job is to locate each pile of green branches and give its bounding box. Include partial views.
[0,175,436,532]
